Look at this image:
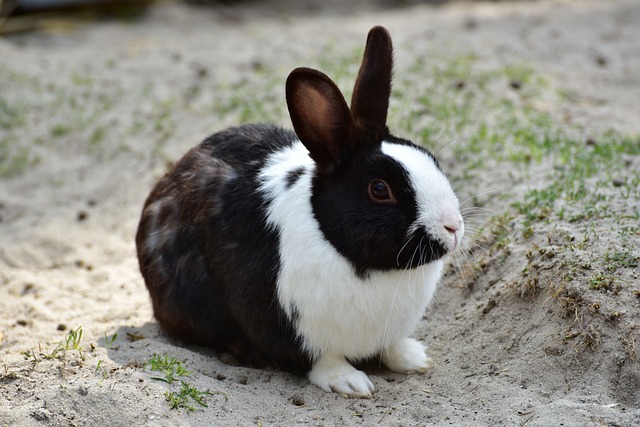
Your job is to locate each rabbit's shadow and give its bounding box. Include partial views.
[102,322,220,366]
[99,322,314,389]
[100,321,391,384]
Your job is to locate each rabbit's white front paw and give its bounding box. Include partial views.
[382,337,433,374]
[308,355,374,398]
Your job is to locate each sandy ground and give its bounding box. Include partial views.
[1,0,639,425]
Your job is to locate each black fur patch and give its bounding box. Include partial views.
[285,167,305,189]
[136,124,312,374]
[289,303,301,324]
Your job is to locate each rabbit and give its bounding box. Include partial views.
[136,26,464,398]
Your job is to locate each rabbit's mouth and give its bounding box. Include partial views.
[396,227,449,269]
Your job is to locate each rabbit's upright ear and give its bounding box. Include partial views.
[286,68,353,175]
[350,26,393,131]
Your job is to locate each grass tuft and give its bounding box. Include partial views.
[146,354,223,412]
[147,353,190,383]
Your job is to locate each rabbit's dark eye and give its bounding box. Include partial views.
[368,179,397,205]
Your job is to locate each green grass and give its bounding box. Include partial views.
[0,96,24,129]
[0,64,128,176]
[589,272,619,292]
[146,354,222,412]
[212,70,286,125]
[0,141,38,176]
[48,325,85,360]
[604,250,639,272]
[147,353,190,383]
[165,381,225,412]
[0,78,39,176]
[104,332,118,349]
[22,326,85,365]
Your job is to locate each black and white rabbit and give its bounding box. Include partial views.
[136,26,464,398]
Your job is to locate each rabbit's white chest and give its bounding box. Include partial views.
[279,255,442,359]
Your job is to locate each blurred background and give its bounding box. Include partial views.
[1,0,523,35]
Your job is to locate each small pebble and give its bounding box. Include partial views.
[595,55,607,67]
[77,211,88,221]
[250,60,264,71]
[290,394,305,406]
[482,299,497,315]
[31,408,52,421]
[57,323,67,331]
[464,17,478,30]
[237,375,248,385]
[612,179,624,187]
[216,373,226,381]
[509,79,522,90]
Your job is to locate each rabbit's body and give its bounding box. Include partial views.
[137,27,464,397]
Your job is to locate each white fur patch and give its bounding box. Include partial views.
[141,198,178,258]
[382,142,464,252]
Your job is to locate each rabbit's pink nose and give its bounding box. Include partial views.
[440,208,464,248]
[441,210,463,234]
[444,221,463,248]
[444,224,458,234]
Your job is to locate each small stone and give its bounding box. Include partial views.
[237,375,248,385]
[290,394,305,406]
[57,323,67,331]
[216,373,226,381]
[509,79,522,90]
[250,60,264,71]
[464,17,478,30]
[595,55,607,67]
[612,179,624,187]
[125,332,145,342]
[482,299,497,315]
[195,66,208,79]
[32,408,52,421]
[77,211,88,221]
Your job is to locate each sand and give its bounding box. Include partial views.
[1,0,639,425]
